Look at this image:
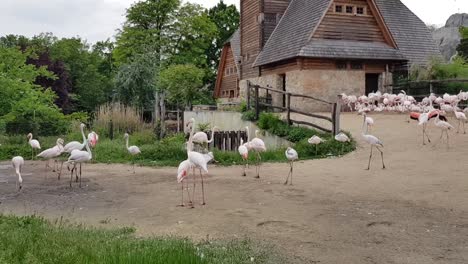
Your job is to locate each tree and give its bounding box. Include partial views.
[206,1,239,77]
[159,64,205,110]
[457,27,468,61]
[0,46,69,135]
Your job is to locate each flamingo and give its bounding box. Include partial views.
[63,123,87,153]
[87,131,99,148]
[418,112,431,145]
[364,114,374,132]
[434,113,454,148]
[37,138,64,177]
[361,115,385,170]
[238,138,249,176]
[59,123,87,179]
[124,133,141,174]
[186,118,210,205]
[11,156,24,191]
[334,132,350,154]
[186,119,218,149]
[66,139,92,188]
[454,109,467,134]
[308,135,325,155]
[246,129,266,178]
[284,147,298,185]
[177,159,194,208]
[27,133,41,160]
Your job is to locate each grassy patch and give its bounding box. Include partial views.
[0,113,356,167]
[0,215,282,264]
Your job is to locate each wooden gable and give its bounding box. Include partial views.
[214,44,239,99]
[311,0,396,47]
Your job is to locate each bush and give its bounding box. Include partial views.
[241,110,256,121]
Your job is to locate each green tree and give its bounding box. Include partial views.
[457,27,468,61]
[206,1,240,73]
[159,64,205,110]
[0,46,69,135]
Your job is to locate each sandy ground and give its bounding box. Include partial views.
[1,113,468,263]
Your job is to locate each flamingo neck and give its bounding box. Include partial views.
[246,127,250,142]
[85,140,92,159]
[80,125,86,145]
[28,134,32,142]
[361,116,367,135]
[187,121,195,153]
[207,128,215,144]
[125,136,129,150]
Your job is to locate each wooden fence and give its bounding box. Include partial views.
[246,82,341,135]
[388,79,468,100]
[187,130,248,151]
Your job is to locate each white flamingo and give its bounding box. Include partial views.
[418,112,431,145]
[37,138,64,177]
[361,115,385,170]
[59,123,87,179]
[66,139,92,188]
[124,133,141,174]
[187,120,218,149]
[27,133,41,160]
[187,118,210,206]
[246,129,266,178]
[334,132,350,154]
[434,113,454,148]
[238,138,249,176]
[11,156,24,191]
[177,159,194,208]
[308,135,325,155]
[284,147,298,185]
[454,109,467,134]
[63,123,87,153]
[364,114,374,132]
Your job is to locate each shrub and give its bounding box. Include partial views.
[94,102,146,137]
[241,110,256,121]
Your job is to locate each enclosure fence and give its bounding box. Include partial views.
[246,81,341,135]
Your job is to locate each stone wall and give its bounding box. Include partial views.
[240,69,391,112]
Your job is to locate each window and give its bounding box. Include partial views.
[356,7,364,15]
[350,61,363,70]
[346,6,353,14]
[335,5,343,13]
[336,61,347,70]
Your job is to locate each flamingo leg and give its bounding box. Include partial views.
[79,163,82,188]
[255,152,261,178]
[178,181,185,207]
[242,162,246,176]
[463,121,466,134]
[284,161,291,185]
[58,161,64,180]
[76,164,80,182]
[200,169,206,205]
[424,124,431,143]
[366,146,373,170]
[457,120,460,133]
[31,148,34,161]
[69,164,74,188]
[290,161,294,185]
[190,168,196,208]
[446,130,450,149]
[376,146,385,169]
[315,144,318,156]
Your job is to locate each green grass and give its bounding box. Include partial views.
[0,215,282,264]
[0,116,356,167]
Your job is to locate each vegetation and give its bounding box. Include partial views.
[457,27,468,61]
[0,215,282,264]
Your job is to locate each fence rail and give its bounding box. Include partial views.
[246,82,341,135]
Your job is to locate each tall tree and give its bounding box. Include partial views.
[206,1,239,75]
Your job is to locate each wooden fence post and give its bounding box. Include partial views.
[429,81,433,94]
[286,93,291,125]
[333,94,342,136]
[255,85,260,120]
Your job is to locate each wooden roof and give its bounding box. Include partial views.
[253,0,441,67]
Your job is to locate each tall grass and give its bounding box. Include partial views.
[0,215,282,264]
[94,102,147,136]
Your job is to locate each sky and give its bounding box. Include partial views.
[0,0,466,44]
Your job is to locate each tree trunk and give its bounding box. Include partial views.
[160,91,166,139]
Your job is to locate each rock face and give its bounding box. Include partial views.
[433,13,468,61]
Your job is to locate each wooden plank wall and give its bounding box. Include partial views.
[312,0,386,43]
[240,0,262,79]
[219,46,239,98]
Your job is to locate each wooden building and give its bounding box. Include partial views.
[214,30,241,101]
[214,0,441,110]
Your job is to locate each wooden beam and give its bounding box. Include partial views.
[290,119,332,133]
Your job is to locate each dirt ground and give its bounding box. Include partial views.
[1,113,468,264]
